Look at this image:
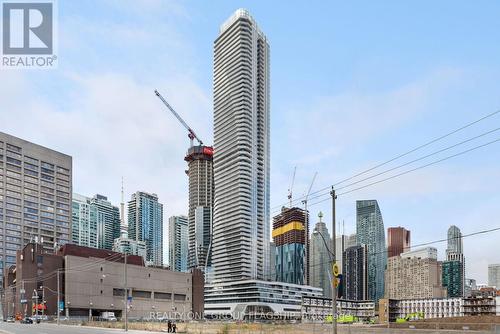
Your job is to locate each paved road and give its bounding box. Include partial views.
[0,322,151,334]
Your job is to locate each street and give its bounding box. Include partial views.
[0,322,149,334]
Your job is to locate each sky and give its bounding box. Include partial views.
[1,0,499,283]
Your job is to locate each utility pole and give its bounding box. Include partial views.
[123,253,128,332]
[330,187,337,334]
[57,270,60,325]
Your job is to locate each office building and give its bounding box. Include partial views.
[128,191,163,266]
[343,245,368,301]
[442,260,464,298]
[385,247,446,300]
[72,193,98,248]
[169,215,188,272]
[387,227,410,258]
[3,242,204,319]
[310,212,332,297]
[212,8,270,283]
[0,132,72,286]
[112,230,147,261]
[72,193,120,250]
[335,233,357,275]
[356,200,386,302]
[185,146,214,271]
[488,264,500,289]
[446,225,465,296]
[272,207,306,284]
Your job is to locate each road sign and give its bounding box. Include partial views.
[333,262,340,277]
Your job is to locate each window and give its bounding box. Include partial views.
[41,162,54,170]
[6,144,21,153]
[113,288,125,296]
[154,292,171,300]
[24,169,38,177]
[6,151,21,159]
[174,294,186,301]
[24,156,39,165]
[6,157,21,165]
[24,163,38,171]
[132,290,151,299]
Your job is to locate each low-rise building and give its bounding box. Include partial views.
[204,280,322,320]
[301,296,375,322]
[463,296,500,316]
[380,297,463,322]
[3,242,204,320]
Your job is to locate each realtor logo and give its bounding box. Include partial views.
[1,0,57,68]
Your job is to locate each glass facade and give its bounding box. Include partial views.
[169,215,188,272]
[356,200,386,303]
[128,191,163,266]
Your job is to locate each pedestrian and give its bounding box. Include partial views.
[172,322,177,333]
[167,320,172,333]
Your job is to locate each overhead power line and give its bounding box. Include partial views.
[271,109,500,211]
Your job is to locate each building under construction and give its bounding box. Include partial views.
[185,145,214,271]
[272,207,308,285]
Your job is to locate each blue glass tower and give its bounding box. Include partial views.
[356,200,386,302]
[128,191,163,266]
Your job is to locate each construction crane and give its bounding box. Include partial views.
[287,166,297,208]
[154,89,203,147]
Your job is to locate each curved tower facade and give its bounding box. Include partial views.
[356,200,386,302]
[212,9,270,282]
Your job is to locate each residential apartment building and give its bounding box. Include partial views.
[385,247,447,300]
[212,8,271,283]
[387,226,410,258]
[72,193,120,250]
[169,215,188,272]
[442,260,464,298]
[72,193,98,248]
[128,191,163,266]
[356,200,386,302]
[0,132,72,285]
[272,207,306,285]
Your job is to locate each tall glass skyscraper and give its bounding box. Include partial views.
[128,191,163,266]
[356,200,386,302]
[212,8,270,283]
[169,215,188,272]
[445,225,465,296]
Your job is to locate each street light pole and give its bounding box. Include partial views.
[123,253,128,332]
[331,187,337,334]
[57,270,60,325]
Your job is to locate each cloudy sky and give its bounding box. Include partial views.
[1,0,499,283]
